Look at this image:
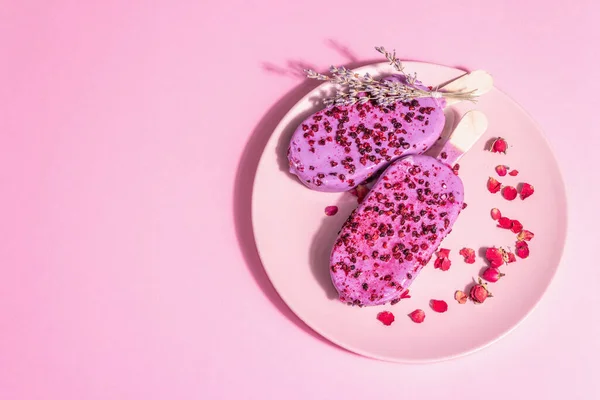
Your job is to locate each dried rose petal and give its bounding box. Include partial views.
[510,219,523,234]
[459,247,476,264]
[517,230,535,241]
[498,217,512,229]
[490,137,508,153]
[502,186,517,200]
[509,169,519,176]
[350,184,370,204]
[486,247,505,268]
[434,249,451,271]
[452,163,460,176]
[324,205,339,216]
[434,257,451,271]
[490,208,502,221]
[516,248,530,259]
[495,165,507,176]
[455,290,468,304]
[430,299,448,313]
[391,290,411,305]
[520,183,534,200]
[377,311,395,326]
[437,248,450,258]
[357,184,370,203]
[482,267,505,283]
[487,177,502,194]
[507,252,517,263]
[408,309,425,323]
[359,185,370,203]
[470,281,492,303]
[516,241,530,259]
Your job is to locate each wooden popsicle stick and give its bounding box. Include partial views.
[435,110,488,165]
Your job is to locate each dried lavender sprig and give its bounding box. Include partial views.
[375,46,419,85]
[315,73,478,106]
[305,69,329,81]
[325,87,478,108]
[304,47,479,106]
[374,46,404,74]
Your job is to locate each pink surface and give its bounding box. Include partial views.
[0,1,598,399]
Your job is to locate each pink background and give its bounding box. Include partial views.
[1,1,599,399]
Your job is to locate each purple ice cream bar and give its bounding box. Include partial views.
[329,155,464,306]
[328,110,488,306]
[287,77,446,192]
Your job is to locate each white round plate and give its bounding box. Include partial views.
[251,61,567,362]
